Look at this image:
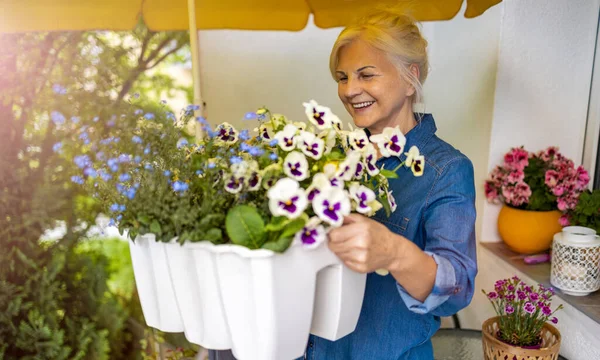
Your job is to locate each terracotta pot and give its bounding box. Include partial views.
[482,316,561,360]
[497,205,563,254]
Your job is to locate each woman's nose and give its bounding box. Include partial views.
[342,78,362,99]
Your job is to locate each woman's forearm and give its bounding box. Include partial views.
[387,234,437,302]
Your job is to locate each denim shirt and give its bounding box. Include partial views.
[301,114,478,360]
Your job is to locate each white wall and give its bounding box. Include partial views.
[481,0,600,243]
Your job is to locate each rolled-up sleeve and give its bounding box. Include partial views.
[396,156,477,317]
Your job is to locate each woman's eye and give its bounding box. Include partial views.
[361,74,374,79]
[338,77,348,83]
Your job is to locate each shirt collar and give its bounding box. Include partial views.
[363,113,437,156]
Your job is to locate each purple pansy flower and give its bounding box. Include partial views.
[268,178,307,219]
[293,217,326,250]
[298,131,325,160]
[369,127,406,157]
[283,151,309,181]
[349,183,378,215]
[313,187,351,227]
[274,124,299,151]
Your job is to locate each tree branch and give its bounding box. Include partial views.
[146,42,185,70]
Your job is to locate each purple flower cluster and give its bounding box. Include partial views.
[483,276,563,346]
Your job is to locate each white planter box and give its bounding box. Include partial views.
[131,235,367,360]
[128,234,184,332]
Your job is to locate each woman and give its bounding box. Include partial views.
[210,7,476,360]
[301,8,477,360]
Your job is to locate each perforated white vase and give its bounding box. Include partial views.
[128,234,184,332]
[551,227,600,296]
[165,241,366,360]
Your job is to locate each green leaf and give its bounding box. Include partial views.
[138,214,150,225]
[265,216,289,232]
[261,236,294,253]
[204,228,223,243]
[225,205,266,249]
[150,220,162,235]
[380,169,399,179]
[279,218,306,239]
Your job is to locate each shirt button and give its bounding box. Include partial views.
[453,287,461,294]
[309,341,313,348]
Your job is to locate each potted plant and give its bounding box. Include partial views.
[484,147,589,254]
[559,189,600,231]
[67,98,423,360]
[481,276,563,360]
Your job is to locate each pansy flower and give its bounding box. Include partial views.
[370,127,406,157]
[293,217,327,249]
[215,122,238,144]
[313,187,351,227]
[348,129,370,152]
[379,186,397,212]
[318,129,337,154]
[224,173,244,194]
[245,160,262,191]
[349,183,380,215]
[363,144,380,176]
[354,161,365,179]
[306,173,332,201]
[268,178,308,219]
[336,151,362,181]
[274,124,299,151]
[283,151,309,181]
[297,131,325,160]
[303,100,334,130]
[404,146,425,177]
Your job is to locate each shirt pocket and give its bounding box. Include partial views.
[376,212,410,235]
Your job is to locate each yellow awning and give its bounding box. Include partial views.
[0,0,502,33]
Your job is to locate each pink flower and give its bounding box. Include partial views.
[524,302,536,314]
[529,292,540,302]
[505,148,529,171]
[551,317,558,324]
[485,181,498,201]
[487,291,499,300]
[552,185,565,196]
[508,170,525,183]
[542,306,552,316]
[517,291,527,300]
[505,305,515,314]
[559,214,570,227]
[540,146,558,162]
[545,170,560,188]
[557,198,568,211]
[576,166,590,190]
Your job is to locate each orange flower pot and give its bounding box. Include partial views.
[497,206,563,254]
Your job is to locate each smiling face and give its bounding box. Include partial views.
[335,38,416,134]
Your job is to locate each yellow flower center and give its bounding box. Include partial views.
[286,200,293,206]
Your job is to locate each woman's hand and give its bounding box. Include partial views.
[328,213,404,274]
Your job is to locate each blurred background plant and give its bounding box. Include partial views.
[0,20,199,359]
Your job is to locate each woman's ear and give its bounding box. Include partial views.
[405,64,420,97]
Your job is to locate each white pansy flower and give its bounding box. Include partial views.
[336,151,362,181]
[349,183,379,216]
[283,151,309,181]
[303,100,334,130]
[363,143,380,176]
[306,173,332,201]
[214,122,238,145]
[293,217,327,250]
[294,121,308,131]
[297,131,325,160]
[268,178,308,219]
[379,186,397,213]
[318,129,337,154]
[274,123,299,151]
[312,187,351,227]
[369,127,406,157]
[404,146,425,177]
[348,128,370,152]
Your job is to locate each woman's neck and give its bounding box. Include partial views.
[368,102,417,135]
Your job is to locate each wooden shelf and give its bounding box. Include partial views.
[480,242,600,326]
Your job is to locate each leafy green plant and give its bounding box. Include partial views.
[561,189,600,231]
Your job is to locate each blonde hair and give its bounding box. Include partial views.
[329,8,429,105]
